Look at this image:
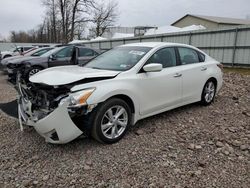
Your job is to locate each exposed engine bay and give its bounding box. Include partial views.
[17,69,72,121]
[14,63,121,143]
[16,68,95,143]
[16,64,115,121]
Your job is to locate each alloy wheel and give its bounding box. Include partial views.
[29,68,40,77]
[204,81,215,103]
[101,105,128,139]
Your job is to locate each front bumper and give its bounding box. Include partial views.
[19,98,83,144]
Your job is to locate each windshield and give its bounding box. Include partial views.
[85,46,151,71]
[30,48,53,56]
[40,47,63,57]
[23,48,38,56]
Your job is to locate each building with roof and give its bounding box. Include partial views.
[171,14,250,29]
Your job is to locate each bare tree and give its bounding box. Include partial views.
[9,0,119,43]
[42,0,58,42]
[90,0,118,37]
[70,0,82,41]
[58,0,94,42]
[70,0,94,41]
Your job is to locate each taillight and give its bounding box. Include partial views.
[217,63,223,70]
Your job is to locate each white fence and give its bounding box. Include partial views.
[82,25,250,66]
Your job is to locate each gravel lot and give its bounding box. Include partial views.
[0,69,249,188]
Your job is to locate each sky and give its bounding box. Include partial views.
[0,0,250,39]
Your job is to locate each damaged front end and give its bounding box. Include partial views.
[17,73,96,144]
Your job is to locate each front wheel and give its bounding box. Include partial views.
[28,66,43,78]
[92,98,132,144]
[201,80,216,105]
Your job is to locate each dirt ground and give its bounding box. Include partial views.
[0,69,249,188]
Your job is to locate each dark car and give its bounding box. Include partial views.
[9,46,100,81]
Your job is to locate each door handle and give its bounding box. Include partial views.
[174,73,182,78]
[201,67,207,71]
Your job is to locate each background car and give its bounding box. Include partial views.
[18,42,223,144]
[13,45,100,80]
[6,47,54,81]
[0,46,34,59]
[1,47,53,67]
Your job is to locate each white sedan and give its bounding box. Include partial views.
[18,42,223,144]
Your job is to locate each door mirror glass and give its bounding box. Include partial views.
[143,63,163,72]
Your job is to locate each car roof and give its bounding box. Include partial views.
[76,46,100,53]
[17,46,34,48]
[122,42,194,48]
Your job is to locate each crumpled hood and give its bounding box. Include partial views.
[8,56,38,64]
[1,55,22,65]
[25,56,48,64]
[3,55,22,61]
[30,66,120,86]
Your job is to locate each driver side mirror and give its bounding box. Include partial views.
[143,63,163,72]
[49,54,57,60]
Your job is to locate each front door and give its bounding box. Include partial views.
[48,46,73,67]
[136,47,182,116]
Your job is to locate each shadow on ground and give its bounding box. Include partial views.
[0,99,18,118]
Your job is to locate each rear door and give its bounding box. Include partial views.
[177,47,207,103]
[136,47,182,116]
[77,48,99,66]
[48,46,73,67]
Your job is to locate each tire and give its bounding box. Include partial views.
[91,98,132,144]
[201,79,216,105]
[27,66,43,79]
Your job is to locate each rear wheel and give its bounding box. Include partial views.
[92,98,132,144]
[201,80,216,105]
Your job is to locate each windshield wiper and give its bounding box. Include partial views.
[91,67,104,70]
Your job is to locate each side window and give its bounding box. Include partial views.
[178,47,199,65]
[55,47,73,58]
[79,48,95,57]
[199,52,206,62]
[146,47,177,68]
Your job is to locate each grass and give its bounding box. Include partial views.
[223,67,250,75]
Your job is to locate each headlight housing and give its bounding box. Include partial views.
[59,88,95,107]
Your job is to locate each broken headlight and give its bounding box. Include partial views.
[59,88,95,107]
